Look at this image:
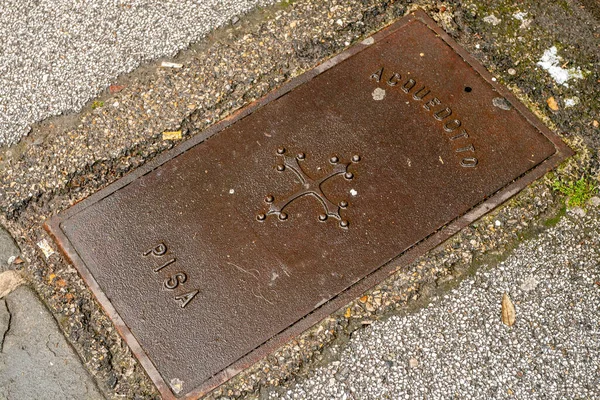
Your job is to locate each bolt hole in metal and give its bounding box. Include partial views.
[464,86,472,93]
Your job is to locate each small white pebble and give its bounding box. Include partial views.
[372,88,386,101]
[170,378,184,394]
[483,14,501,25]
[229,189,235,194]
[350,189,358,196]
[564,97,580,108]
[361,37,375,46]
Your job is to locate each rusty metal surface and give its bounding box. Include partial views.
[45,10,572,400]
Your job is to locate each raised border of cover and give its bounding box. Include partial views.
[45,9,573,400]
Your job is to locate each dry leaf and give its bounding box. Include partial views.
[501,292,516,326]
[162,130,182,141]
[546,96,559,111]
[593,120,599,128]
[0,270,24,299]
[109,84,125,94]
[344,307,351,318]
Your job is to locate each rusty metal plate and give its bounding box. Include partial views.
[45,10,572,399]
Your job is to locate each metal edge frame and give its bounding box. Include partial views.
[44,9,573,400]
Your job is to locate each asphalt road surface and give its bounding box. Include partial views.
[268,204,600,400]
[0,0,272,147]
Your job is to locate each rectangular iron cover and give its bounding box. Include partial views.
[46,10,572,400]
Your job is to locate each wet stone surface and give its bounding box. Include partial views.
[0,286,103,400]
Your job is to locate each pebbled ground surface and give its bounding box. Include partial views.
[266,203,600,399]
[0,0,272,147]
[0,0,598,398]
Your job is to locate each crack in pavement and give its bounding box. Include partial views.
[0,299,11,353]
[45,334,58,357]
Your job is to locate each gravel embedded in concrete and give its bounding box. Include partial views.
[0,0,272,147]
[267,205,600,399]
[0,0,597,397]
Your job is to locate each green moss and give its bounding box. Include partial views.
[552,176,598,208]
[556,0,574,14]
[543,204,566,227]
[516,227,539,242]
[278,0,297,8]
[91,100,104,109]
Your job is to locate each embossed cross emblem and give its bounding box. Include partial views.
[257,147,360,229]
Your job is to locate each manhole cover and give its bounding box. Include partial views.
[46,10,571,399]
